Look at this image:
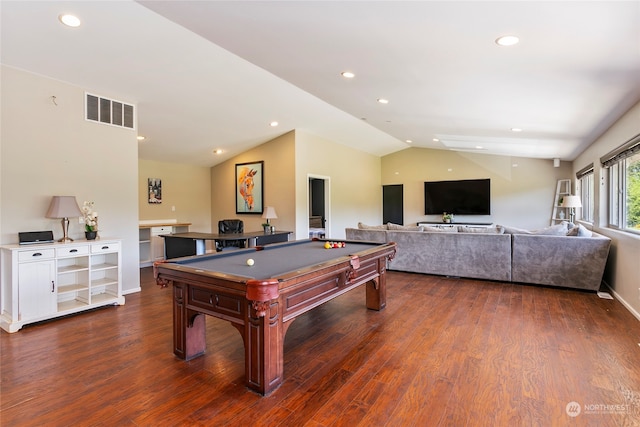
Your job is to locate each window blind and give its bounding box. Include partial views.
[576,163,594,179]
[600,133,640,168]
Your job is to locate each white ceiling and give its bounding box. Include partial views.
[2,1,639,167]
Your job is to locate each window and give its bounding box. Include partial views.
[576,163,594,223]
[601,134,640,234]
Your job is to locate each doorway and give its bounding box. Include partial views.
[383,184,403,225]
[308,175,330,238]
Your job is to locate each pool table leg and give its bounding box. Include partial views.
[365,268,387,310]
[245,301,283,395]
[173,282,206,360]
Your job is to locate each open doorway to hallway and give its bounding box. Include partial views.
[308,175,330,239]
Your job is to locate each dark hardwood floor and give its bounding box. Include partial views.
[2,268,639,426]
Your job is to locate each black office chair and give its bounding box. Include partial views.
[216,219,244,252]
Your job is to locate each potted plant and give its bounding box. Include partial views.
[262,223,271,233]
[82,201,99,240]
[442,212,453,223]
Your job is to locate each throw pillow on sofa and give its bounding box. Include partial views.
[422,225,458,232]
[500,222,570,235]
[387,223,424,231]
[458,225,505,234]
[566,223,593,237]
[531,222,571,235]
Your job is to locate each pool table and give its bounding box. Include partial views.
[155,239,396,395]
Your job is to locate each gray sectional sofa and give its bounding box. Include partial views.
[346,222,611,291]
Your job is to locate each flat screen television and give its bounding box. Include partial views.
[424,179,491,215]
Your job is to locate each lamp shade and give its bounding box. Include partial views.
[262,206,278,220]
[561,195,582,208]
[46,196,82,219]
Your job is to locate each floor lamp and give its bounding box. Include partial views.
[561,195,582,223]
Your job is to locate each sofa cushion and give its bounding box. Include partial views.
[566,223,593,237]
[357,222,387,230]
[458,225,505,234]
[387,223,423,231]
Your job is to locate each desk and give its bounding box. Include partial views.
[154,239,396,395]
[161,231,292,259]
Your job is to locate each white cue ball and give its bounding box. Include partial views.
[246,258,254,266]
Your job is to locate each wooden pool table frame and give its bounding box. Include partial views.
[155,240,396,395]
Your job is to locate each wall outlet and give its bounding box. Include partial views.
[79,217,85,224]
[171,206,176,212]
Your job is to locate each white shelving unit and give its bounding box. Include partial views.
[551,179,572,225]
[0,239,124,333]
[138,221,191,267]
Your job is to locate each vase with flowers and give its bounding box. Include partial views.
[82,201,99,240]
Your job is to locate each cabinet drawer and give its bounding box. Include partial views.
[151,226,172,234]
[56,246,89,257]
[18,248,55,262]
[91,242,120,253]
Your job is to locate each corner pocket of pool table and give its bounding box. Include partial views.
[246,279,280,317]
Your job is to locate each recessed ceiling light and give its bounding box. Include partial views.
[511,127,523,132]
[213,149,223,155]
[496,35,519,46]
[341,71,355,78]
[405,139,412,143]
[59,14,81,27]
[136,135,145,141]
[476,145,483,149]
[377,98,389,104]
[433,138,440,142]
[270,121,278,127]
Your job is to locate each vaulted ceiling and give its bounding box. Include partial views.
[2,1,639,166]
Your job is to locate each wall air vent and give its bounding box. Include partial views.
[85,92,135,130]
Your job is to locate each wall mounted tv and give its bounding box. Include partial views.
[424,179,491,215]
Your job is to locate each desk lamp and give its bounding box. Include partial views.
[46,196,82,242]
[262,206,278,231]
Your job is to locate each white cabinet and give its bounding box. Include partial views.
[18,249,56,321]
[138,222,190,267]
[1,239,125,333]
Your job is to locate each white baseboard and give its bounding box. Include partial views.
[122,287,141,295]
[604,281,640,322]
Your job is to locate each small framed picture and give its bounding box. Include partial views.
[235,161,263,214]
[148,178,162,204]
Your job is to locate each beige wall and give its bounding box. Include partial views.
[573,101,640,318]
[381,148,572,230]
[210,130,381,240]
[210,131,296,235]
[0,66,140,293]
[138,159,212,232]
[295,130,382,239]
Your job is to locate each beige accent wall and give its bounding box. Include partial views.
[210,131,296,235]
[0,66,140,293]
[381,148,572,230]
[295,130,382,239]
[572,101,640,318]
[210,130,381,240]
[138,159,212,232]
